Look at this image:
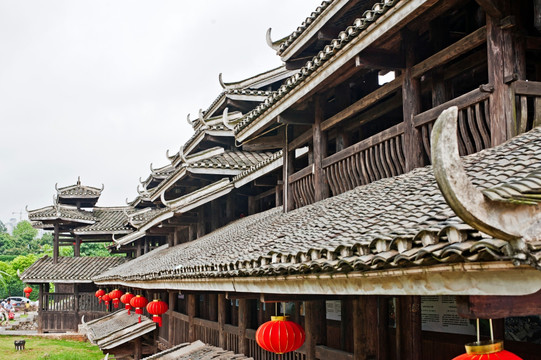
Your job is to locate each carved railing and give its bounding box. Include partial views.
[289,166,315,208]
[224,324,240,353]
[323,123,406,196]
[513,80,541,134]
[414,87,491,161]
[78,292,104,312]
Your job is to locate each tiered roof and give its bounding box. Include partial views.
[21,256,127,283]
[95,125,541,290]
[56,177,103,207]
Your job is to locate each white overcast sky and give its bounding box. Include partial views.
[0,0,323,223]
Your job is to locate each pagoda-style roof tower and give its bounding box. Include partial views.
[56,177,103,208]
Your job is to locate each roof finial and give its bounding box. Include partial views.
[100,183,104,191]
[198,108,204,121]
[149,163,154,173]
[219,73,226,89]
[266,28,280,51]
[77,176,81,186]
[55,183,59,191]
[222,107,234,130]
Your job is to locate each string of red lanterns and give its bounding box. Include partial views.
[95,289,106,304]
[23,286,32,298]
[101,293,111,310]
[130,295,148,323]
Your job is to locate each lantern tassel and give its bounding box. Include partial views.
[138,315,141,323]
[153,315,162,327]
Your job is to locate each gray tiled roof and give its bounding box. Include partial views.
[232,150,283,182]
[74,207,135,234]
[128,207,170,228]
[190,151,275,171]
[205,89,273,119]
[21,256,127,283]
[95,127,541,283]
[235,0,397,134]
[57,180,102,199]
[482,170,541,205]
[143,340,252,360]
[275,0,334,55]
[28,205,96,223]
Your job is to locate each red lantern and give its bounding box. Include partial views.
[23,286,32,298]
[452,341,522,360]
[95,289,106,304]
[101,294,111,310]
[109,289,124,309]
[120,292,135,314]
[130,295,148,323]
[146,299,168,327]
[256,316,305,354]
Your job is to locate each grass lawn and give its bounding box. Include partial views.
[0,336,107,360]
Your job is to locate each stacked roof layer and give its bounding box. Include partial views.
[95,127,541,283]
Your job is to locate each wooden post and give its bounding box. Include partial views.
[209,294,218,322]
[313,94,329,201]
[218,293,226,348]
[486,14,507,145]
[211,200,220,231]
[74,235,80,257]
[275,184,283,207]
[167,233,174,247]
[238,299,249,355]
[397,296,422,360]
[74,284,79,332]
[53,222,59,264]
[173,228,180,246]
[197,207,205,238]
[336,83,352,152]
[134,337,142,360]
[304,300,326,360]
[226,193,235,223]
[248,196,257,215]
[37,283,44,333]
[168,291,176,346]
[143,238,149,254]
[283,125,295,212]
[353,296,377,360]
[187,294,196,342]
[377,297,389,360]
[402,30,424,172]
[136,240,142,257]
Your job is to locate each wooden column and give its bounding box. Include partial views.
[209,294,218,322]
[397,296,422,360]
[167,233,174,247]
[197,207,205,238]
[283,125,295,212]
[187,294,196,342]
[402,30,424,172]
[225,193,235,223]
[304,300,326,360]
[136,240,142,257]
[238,299,249,355]
[430,19,448,107]
[143,238,149,254]
[37,283,44,333]
[211,200,220,231]
[486,13,508,145]
[275,184,283,207]
[336,83,352,152]
[168,291,176,346]
[353,296,377,360]
[74,284,79,332]
[218,293,226,348]
[74,235,81,257]
[377,297,389,360]
[173,228,180,246]
[134,337,142,360]
[189,224,196,241]
[313,95,329,201]
[247,196,257,215]
[53,222,59,264]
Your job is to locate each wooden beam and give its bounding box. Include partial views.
[474,0,503,18]
[356,48,405,70]
[411,26,487,79]
[321,74,404,132]
[242,134,284,151]
[289,128,313,150]
[456,290,541,318]
[260,294,340,302]
[187,294,196,342]
[278,110,314,125]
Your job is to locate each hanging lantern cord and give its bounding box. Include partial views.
[489,319,494,342]
[476,319,480,343]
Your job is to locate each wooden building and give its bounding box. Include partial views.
[26,0,541,358]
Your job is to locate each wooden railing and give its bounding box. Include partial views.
[43,293,75,312]
[414,87,491,161]
[194,317,220,346]
[289,165,315,208]
[78,292,104,312]
[323,123,405,196]
[513,80,541,134]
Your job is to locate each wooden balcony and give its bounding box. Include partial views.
[287,81,541,211]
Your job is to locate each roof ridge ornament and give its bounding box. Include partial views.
[266,28,281,51]
[187,113,196,128]
[77,176,81,186]
[431,106,541,245]
[219,73,226,89]
[222,107,234,130]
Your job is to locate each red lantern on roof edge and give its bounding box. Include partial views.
[130,295,148,323]
[256,316,305,354]
[452,340,522,360]
[146,299,168,327]
[95,289,106,304]
[109,289,124,309]
[23,286,32,298]
[101,294,111,310]
[120,292,135,315]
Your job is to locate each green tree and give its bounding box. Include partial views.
[0,221,6,233]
